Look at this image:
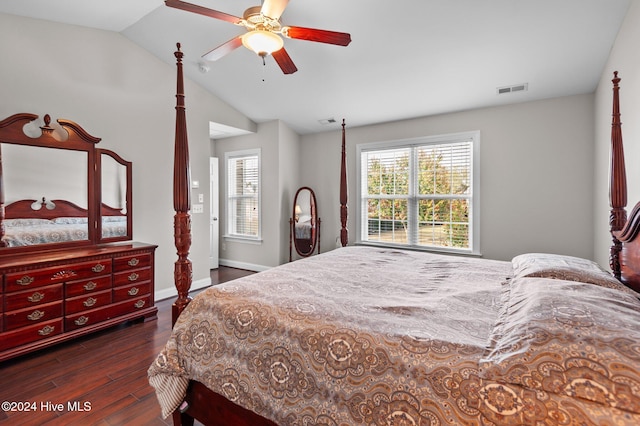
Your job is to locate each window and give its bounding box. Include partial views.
[357,132,479,254]
[225,149,261,240]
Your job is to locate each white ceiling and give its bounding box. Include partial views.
[0,0,631,135]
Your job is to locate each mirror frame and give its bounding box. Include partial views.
[289,186,321,260]
[97,148,133,243]
[0,113,132,253]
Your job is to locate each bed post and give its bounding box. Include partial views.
[340,119,348,247]
[609,71,626,279]
[172,43,193,325]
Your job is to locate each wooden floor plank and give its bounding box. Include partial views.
[0,266,255,425]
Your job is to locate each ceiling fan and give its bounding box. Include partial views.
[165,0,352,74]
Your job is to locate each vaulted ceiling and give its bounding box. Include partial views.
[0,0,631,135]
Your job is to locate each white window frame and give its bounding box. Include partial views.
[224,148,262,243]
[356,131,480,255]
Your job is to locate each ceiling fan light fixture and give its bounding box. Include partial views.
[242,30,284,56]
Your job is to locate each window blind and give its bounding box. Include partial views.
[360,138,474,252]
[227,153,260,238]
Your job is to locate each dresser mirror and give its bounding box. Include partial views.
[289,186,320,261]
[0,113,133,252]
[98,149,132,241]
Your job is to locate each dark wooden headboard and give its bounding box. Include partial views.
[5,198,88,219]
[609,71,640,293]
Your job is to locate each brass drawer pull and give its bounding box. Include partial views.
[83,281,97,291]
[134,300,146,309]
[38,325,55,336]
[28,310,45,321]
[128,272,139,282]
[128,287,139,296]
[28,292,45,303]
[75,316,89,326]
[92,264,106,273]
[83,297,97,307]
[128,258,140,267]
[17,275,35,286]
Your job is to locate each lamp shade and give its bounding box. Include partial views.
[295,205,302,215]
[242,30,284,56]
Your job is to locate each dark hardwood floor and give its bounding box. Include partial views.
[0,266,255,426]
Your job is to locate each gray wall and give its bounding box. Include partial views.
[277,121,301,263]
[300,94,595,262]
[213,120,300,269]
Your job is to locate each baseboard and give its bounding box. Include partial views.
[218,258,271,272]
[155,276,212,302]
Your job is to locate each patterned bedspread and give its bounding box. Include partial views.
[294,220,312,239]
[2,216,126,246]
[148,246,640,425]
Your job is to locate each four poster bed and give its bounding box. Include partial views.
[149,45,640,425]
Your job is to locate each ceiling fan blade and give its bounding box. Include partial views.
[283,26,351,46]
[165,0,241,24]
[272,48,298,74]
[202,36,243,61]
[261,0,289,20]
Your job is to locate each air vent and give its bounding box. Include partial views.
[497,83,528,95]
[318,118,337,125]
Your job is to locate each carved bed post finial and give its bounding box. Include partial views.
[172,42,193,325]
[340,119,348,247]
[609,71,626,279]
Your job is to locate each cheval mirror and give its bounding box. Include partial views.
[289,186,320,261]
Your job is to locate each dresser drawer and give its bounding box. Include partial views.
[4,284,63,311]
[113,282,151,303]
[0,318,63,351]
[65,275,112,298]
[113,268,151,287]
[65,295,151,331]
[5,259,112,293]
[111,294,151,316]
[113,253,152,272]
[4,301,63,331]
[65,305,113,331]
[65,290,112,315]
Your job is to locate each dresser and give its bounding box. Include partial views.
[0,242,157,362]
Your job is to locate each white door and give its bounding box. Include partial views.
[210,157,219,269]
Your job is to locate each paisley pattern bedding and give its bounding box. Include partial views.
[2,216,126,246]
[480,277,640,414]
[294,219,312,239]
[148,246,640,425]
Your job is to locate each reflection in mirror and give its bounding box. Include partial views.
[1,143,89,247]
[289,187,320,261]
[100,150,131,241]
